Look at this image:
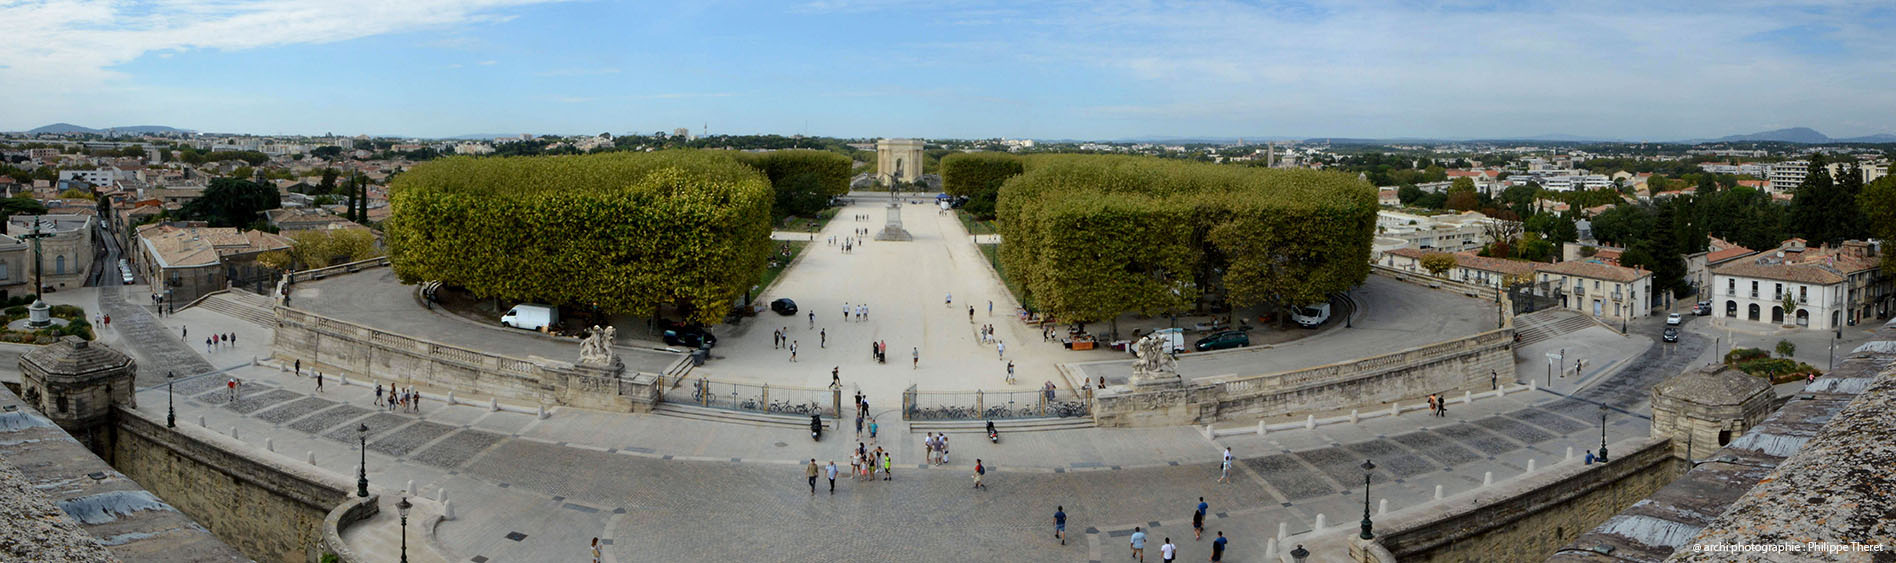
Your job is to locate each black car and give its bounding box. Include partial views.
[1662,326,1679,343]
[1193,330,1250,351]
[770,298,798,316]
[663,325,717,349]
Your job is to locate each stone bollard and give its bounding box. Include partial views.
[489,398,499,412]
[1304,415,1315,430]
[538,405,548,420]
[1566,446,1574,461]
[1265,538,1278,558]
[279,362,288,373]
[1378,498,1388,515]
[1527,458,1537,473]
[1390,403,1399,417]
[339,373,348,386]
[1350,409,1359,424]
[1483,471,1493,486]
[1528,379,1537,392]
[1496,386,1507,398]
[1257,420,1268,436]
[265,438,273,452]
[1313,513,1326,531]
[442,499,455,521]
[198,415,206,427]
[436,489,448,503]
[230,426,239,440]
[1434,484,1443,500]
[447,391,456,405]
[407,480,416,496]
[1202,424,1214,440]
[1464,390,1472,404]
[308,451,317,465]
[1277,521,1288,541]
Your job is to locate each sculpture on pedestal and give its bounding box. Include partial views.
[1130,334,1178,385]
[577,325,618,367]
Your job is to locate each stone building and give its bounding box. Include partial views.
[18,336,137,459]
[876,138,925,186]
[1535,259,1653,321]
[5,214,96,291]
[1649,364,1774,460]
[136,223,294,305]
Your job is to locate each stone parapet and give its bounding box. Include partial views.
[321,495,380,563]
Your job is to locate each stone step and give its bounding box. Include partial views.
[909,417,1096,434]
[190,293,275,328]
[652,403,837,430]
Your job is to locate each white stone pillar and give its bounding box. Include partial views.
[307,451,317,465]
[1350,409,1359,424]
[1483,471,1493,486]
[1313,513,1326,531]
[1527,458,1537,473]
[1378,498,1388,515]
[1304,415,1315,430]
[1434,484,1443,500]
[265,438,273,452]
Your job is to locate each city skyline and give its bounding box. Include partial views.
[3,0,1894,140]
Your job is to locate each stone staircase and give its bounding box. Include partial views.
[908,416,1096,434]
[190,291,276,328]
[339,494,451,563]
[1512,309,1594,347]
[651,402,838,430]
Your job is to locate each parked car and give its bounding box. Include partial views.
[1290,302,1332,328]
[1193,330,1250,352]
[1693,301,1712,316]
[1662,327,1679,343]
[500,303,558,331]
[770,298,798,316]
[1666,313,1683,326]
[663,325,717,349]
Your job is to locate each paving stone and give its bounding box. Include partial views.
[369,421,457,457]
[228,389,301,414]
[324,413,410,443]
[411,430,505,469]
[288,404,370,434]
[1243,454,1334,500]
[95,285,214,384]
[1434,423,1521,455]
[1508,408,1591,434]
[1387,430,1482,466]
[255,397,336,424]
[168,374,229,397]
[1471,415,1556,444]
[1344,440,1437,478]
[1294,446,1388,488]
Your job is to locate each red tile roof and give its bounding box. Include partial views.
[1535,259,1651,283]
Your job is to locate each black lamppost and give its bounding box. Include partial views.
[396,496,412,563]
[1359,459,1376,540]
[354,420,367,496]
[165,371,176,428]
[1596,404,1610,463]
[1290,543,1309,563]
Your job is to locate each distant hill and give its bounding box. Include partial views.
[1836,133,1896,143]
[1708,127,1832,144]
[23,123,192,135]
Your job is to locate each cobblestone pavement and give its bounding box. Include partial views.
[94,284,215,386]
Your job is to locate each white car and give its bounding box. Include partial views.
[1666,313,1682,326]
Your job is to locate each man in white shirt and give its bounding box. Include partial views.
[1160,538,1176,562]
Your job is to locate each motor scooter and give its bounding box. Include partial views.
[986,420,999,444]
[811,414,823,441]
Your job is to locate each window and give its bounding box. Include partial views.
[54,255,65,274]
[1799,286,1807,301]
[1727,278,1735,293]
[0,262,8,280]
[1593,280,1600,290]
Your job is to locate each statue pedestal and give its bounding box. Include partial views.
[875,203,912,241]
[26,300,51,329]
[1130,371,1184,390]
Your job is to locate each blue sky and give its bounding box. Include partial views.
[2,0,1893,140]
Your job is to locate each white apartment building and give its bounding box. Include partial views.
[1710,239,1885,329]
[1768,161,1807,194]
[1375,211,1500,253]
[1535,260,1653,321]
[57,170,115,187]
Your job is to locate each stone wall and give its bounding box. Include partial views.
[113,406,356,562]
[1358,436,1679,563]
[1093,329,1515,427]
[273,307,659,412]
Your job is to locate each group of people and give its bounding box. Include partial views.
[374,383,422,413]
[204,331,239,353]
[841,302,869,322]
[1425,392,1450,417]
[291,359,326,392]
[923,432,951,464]
[1123,498,1231,562]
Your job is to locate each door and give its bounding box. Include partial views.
[1592,299,1602,317]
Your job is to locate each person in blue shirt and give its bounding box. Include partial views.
[1210,531,1228,562]
[1130,526,1147,562]
[1054,506,1067,545]
[1194,497,1209,539]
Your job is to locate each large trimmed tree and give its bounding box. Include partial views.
[941,152,1024,219]
[384,151,773,325]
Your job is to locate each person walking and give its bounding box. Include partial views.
[868,418,878,440]
[1209,531,1227,562]
[806,459,819,495]
[939,434,949,463]
[316,371,324,393]
[1160,538,1176,562]
[988,300,993,315]
[591,537,602,563]
[1006,361,1016,384]
[295,358,301,376]
[227,378,237,402]
[843,303,851,323]
[855,412,865,434]
[972,459,986,490]
[1490,369,1499,390]
[1054,506,1068,545]
[1426,394,1436,415]
[912,347,919,369]
[969,306,975,323]
[831,367,841,389]
[1219,448,1233,483]
[1130,527,1147,562]
[790,340,798,362]
[773,328,782,349]
[881,448,892,480]
[997,340,1005,359]
[820,328,826,348]
[945,293,953,307]
[375,384,384,407]
[826,460,838,494]
[1194,497,1208,540]
[808,310,815,329]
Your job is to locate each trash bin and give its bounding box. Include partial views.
[691,348,709,366]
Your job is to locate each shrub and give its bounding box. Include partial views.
[1724,347,1769,364]
[49,304,85,318]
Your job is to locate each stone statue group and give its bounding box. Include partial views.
[1130,333,1177,379]
[577,325,618,366]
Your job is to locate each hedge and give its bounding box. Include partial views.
[385,151,773,325]
[995,155,1375,322]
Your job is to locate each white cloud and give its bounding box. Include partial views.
[536,68,621,77]
[478,60,499,65]
[0,0,561,88]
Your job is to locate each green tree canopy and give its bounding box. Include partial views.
[176,178,280,228]
[941,152,1024,219]
[734,149,850,219]
[1861,175,1896,273]
[385,151,773,325]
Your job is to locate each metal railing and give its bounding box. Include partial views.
[900,385,1091,420]
[667,377,839,418]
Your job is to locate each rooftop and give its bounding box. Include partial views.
[1536,259,1651,283]
[136,224,292,269]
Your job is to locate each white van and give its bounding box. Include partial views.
[1132,327,1187,354]
[1290,302,1332,328]
[501,304,558,331]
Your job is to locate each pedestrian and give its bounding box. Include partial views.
[591,537,602,563]
[988,300,993,315]
[1054,506,1068,545]
[295,358,301,376]
[849,452,861,481]
[820,329,827,348]
[102,315,109,327]
[183,326,187,338]
[856,412,865,434]
[413,389,421,413]
[227,378,236,401]
[969,306,975,322]
[205,337,212,353]
[1130,526,1147,562]
[1437,394,1448,417]
[1161,538,1176,562]
[940,434,949,463]
[945,293,952,307]
[773,329,781,349]
[1219,448,1233,483]
[881,449,892,480]
[375,384,384,407]
[790,340,798,362]
[997,340,1005,359]
[808,310,815,328]
[843,303,851,322]
[229,332,236,347]
[912,347,919,369]
[868,418,878,440]
[972,459,986,489]
[826,460,838,494]
[1585,450,1595,465]
[1194,497,1208,540]
[1491,369,1498,390]
[1006,361,1016,384]
[1209,531,1227,561]
[1426,394,1436,414]
[831,367,841,388]
[924,433,935,463]
[806,459,819,494]
[316,371,324,392]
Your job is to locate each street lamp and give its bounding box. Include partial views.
[396,496,412,563]
[354,420,367,496]
[1290,544,1309,563]
[165,371,175,428]
[1596,404,1610,463]
[1359,459,1376,540]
